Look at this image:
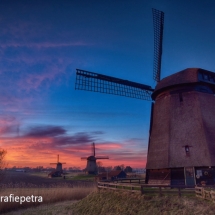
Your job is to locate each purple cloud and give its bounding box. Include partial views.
[25,126,66,137]
[53,132,96,146]
[23,125,102,146]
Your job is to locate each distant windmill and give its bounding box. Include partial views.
[50,155,66,173]
[81,142,109,175]
[75,8,215,186]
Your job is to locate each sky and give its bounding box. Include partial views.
[1,0,215,169]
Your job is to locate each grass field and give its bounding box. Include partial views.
[70,190,215,215]
[2,171,215,215]
[2,200,76,215]
[1,171,96,186]
[0,186,96,213]
[69,174,95,181]
[0,171,96,214]
[3,190,215,215]
[28,171,96,181]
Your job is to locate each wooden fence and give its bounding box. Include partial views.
[97,182,195,197]
[195,186,215,202]
[113,178,145,184]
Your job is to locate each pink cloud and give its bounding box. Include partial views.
[96,143,122,150]
[0,115,19,136]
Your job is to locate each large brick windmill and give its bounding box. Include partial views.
[75,9,215,186]
[81,142,109,175]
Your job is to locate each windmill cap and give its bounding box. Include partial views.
[152,68,215,100]
[87,156,96,161]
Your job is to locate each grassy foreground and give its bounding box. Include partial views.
[2,201,76,215]
[3,190,215,215]
[71,190,215,215]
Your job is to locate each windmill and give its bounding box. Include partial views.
[81,142,109,175]
[50,154,66,173]
[75,8,215,186]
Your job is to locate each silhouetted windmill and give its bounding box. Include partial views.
[81,142,109,175]
[50,154,66,173]
[75,9,215,186]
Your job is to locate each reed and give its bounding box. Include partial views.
[0,182,96,213]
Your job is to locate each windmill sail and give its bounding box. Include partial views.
[92,142,95,156]
[96,156,109,159]
[152,8,164,82]
[81,157,88,160]
[75,69,153,100]
[50,155,66,164]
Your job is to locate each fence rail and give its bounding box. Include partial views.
[100,178,145,184]
[98,182,195,197]
[113,178,145,184]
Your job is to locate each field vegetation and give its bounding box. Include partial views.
[69,173,95,181]
[3,189,215,215]
[0,184,96,213]
[0,171,96,214]
[29,171,96,181]
[70,190,215,215]
[2,171,215,215]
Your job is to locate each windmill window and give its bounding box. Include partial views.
[185,145,189,153]
[203,74,209,80]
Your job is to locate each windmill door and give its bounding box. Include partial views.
[185,167,195,186]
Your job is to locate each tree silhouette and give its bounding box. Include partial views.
[0,149,7,181]
[113,166,121,171]
[124,166,133,173]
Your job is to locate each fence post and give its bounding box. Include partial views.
[97,182,99,192]
[178,187,181,197]
[141,185,144,195]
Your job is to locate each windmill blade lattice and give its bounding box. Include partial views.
[75,69,153,101]
[92,142,95,156]
[152,8,164,82]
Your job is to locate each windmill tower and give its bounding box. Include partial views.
[81,142,109,175]
[75,9,215,186]
[50,155,66,173]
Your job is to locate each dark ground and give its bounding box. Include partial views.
[0,171,94,188]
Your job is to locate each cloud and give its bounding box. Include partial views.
[23,125,100,144]
[0,49,74,107]
[53,132,96,146]
[0,4,94,100]
[25,126,66,137]
[0,115,19,136]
